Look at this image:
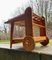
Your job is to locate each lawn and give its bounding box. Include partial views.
[48,39,52,46]
[0,39,52,46]
[0,40,10,44]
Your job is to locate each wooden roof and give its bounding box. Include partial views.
[5,14,25,23]
[5,7,45,27]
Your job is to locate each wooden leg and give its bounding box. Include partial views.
[10,22,14,48]
[40,27,46,36]
[40,27,49,46]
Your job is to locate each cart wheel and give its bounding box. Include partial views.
[23,36,35,51]
[40,37,49,46]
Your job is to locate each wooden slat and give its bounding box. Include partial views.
[12,38,24,44]
[32,16,45,26]
[32,13,41,18]
[33,36,46,43]
[14,21,25,26]
[12,36,46,44]
[33,23,45,28]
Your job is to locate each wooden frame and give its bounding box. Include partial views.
[5,7,49,51]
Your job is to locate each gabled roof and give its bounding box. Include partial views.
[5,7,45,27]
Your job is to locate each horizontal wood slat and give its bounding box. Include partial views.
[33,36,46,43]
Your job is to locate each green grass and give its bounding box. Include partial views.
[36,39,52,46]
[0,40,9,44]
[48,39,52,46]
[0,39,52,46]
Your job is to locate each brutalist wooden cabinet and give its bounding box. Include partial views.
[5,7,49,51]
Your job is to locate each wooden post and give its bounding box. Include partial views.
[10,22,14,48]
[25,7,33,37]
[40,17,46,36]
[40,28,46,36]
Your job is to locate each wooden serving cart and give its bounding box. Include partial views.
[5,7,49,51]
